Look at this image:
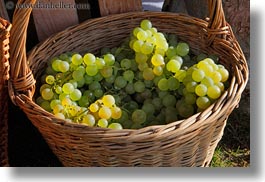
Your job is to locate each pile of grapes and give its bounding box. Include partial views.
[36,19,229,130]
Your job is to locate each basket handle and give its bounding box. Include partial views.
[9,0,226,99]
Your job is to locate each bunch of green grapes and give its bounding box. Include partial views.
[37,19,230,130]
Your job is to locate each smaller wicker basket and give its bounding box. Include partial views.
[0,17,11,167]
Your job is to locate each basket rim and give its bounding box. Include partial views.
[9,11,249,137]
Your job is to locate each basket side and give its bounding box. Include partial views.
[0,18,11,167]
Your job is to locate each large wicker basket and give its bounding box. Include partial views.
[0,17,11,167]
[9,0,249,167]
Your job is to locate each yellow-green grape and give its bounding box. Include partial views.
[166,46,177,59]
[40,84,51,93]
[140,19,152,30]
[134,81,145,93]
[52,59,62,72]
[196,96,211,109]
[176,42,189,57]
[100,66,113,78]
[133,27,142,37]
[62,83,75,94]
[86,64,98,76]
[45,75,55,85]
[129,39,136,49]
[138,62,148,71]
[41,88,54,100]
[137,29,148,41]
[204,58,215,65]
[50,99,61,110]
[156,40,168,51]
[84,53,96,65]
[158,78,169,91]
[143,67,155,80]
[72,54,83,66]
[166,59,181,73]
[108,123,123,130]
[218,67,229,82]
[133,40,144,53]
[153,66,163,76]
[192,69,205,82]
[54,113,65,119]
[98,106,112,119]
[89,103,99,113]
[186,81,197,93]
[151,54,165,66]
[95,58,106,69]
[146,36,156,44]
[59,93,69,101]
[82,114,96,126]
[70,89,82,101]
[175,70,187,82]
[111,107,122,119]
[102,95,115,107]
[104,53,115,66]
[141,42,154,55]
[201,77,214,87]
[211,71,222,83]
[197,61,213,76]
[207,85,221,99]
[135,52,148,63]
[195,84,208,97]
[155,48,166,56]
[123,70,135,82]
[58,61,70,73]
[97,118,108,128]
[185,93,197,105]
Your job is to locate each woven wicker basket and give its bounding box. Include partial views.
[9,0,249,167]
[0,17,11,167]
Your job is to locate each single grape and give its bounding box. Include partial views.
[82,114,96,126]
[196,96,211,109]
[140,19,152,30]
[168,77,180,90]
[114,76,127,89]
[153,66,163,76]
[185,93,197,105]
[177,101,194,118]
[138,62,148,71]
[186,81,198,93]
[72,70,84,82]
[133,40,144,52]
[176,42,189,57]
[137,29,148,41]
[151,54,165,66]
[78,96,89,107]
[195,84,208,97]
[133,27,142,37]
[166,59,181,73]
[41,88,54,100]
[108,123,123,130]
[97,118,108,128]
[94,89,104,98]
[89,81,101,91]
[192,69,205,82]
[162,94,177,107]
[90,103,99,113]
[62,83,75,94]
[158,78,169,91]
[141,42,154,54]
[142,103,155,115]
[143,68,155,80]
[53,104,64,114]
[95,58,106,69]
[102,95,116,107]
[207,85,221,99]
[111,107,122,119]
[99,106,112,119]
[104,53,115,66]
[218,68,229,82]
[123,70,135,82]
[211,71,222,83]
[134,81,145,93]
[135,52,148,63]
[72,54,83,66]
[84,53,96,65]
[50,99,61,110]
[125,83,136,95]
[121,59,132,69]
[70,89,82,101]
[52,59,62,72]
[86,64,98,76]
[58,61,70,73]
[132,109,147,124]
[45,75,55,85]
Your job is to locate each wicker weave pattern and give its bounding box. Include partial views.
[0,17,11,167]
[9,0,248,166]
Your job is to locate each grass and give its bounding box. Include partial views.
[210,89,250,167]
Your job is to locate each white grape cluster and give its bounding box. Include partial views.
[37,19,230,129]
